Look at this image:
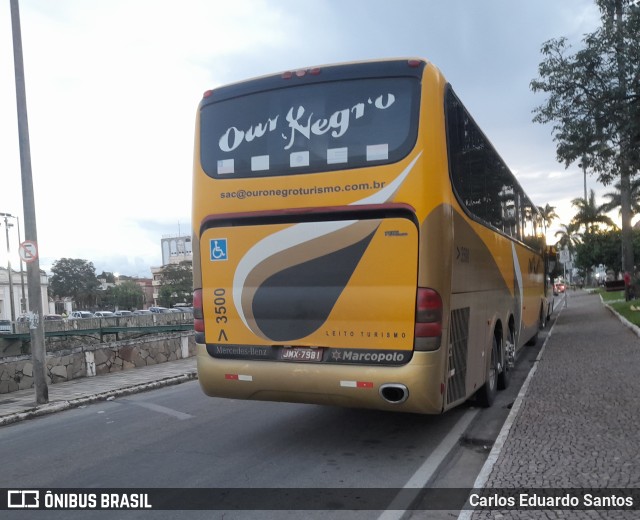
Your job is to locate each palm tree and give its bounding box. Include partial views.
[600,178,640,218]
[571,189,617,234]
[537,203,559,234]
[554,222,582,254]
[554,222,582,285]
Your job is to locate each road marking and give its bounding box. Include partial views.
[127,401,193,420]
[377,407,479,520]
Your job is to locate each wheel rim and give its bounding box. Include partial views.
[489,339,497,390]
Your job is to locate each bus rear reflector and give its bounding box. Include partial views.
[414,288,442,351]
[193,289,204,333]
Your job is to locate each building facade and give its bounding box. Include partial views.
[161,234,193,266]
[0,266,49,321]
[152,234,193,306]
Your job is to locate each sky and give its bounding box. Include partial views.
[0,0,608,278]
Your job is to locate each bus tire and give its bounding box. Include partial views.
[476,335,498,407]
[497,328,512,390]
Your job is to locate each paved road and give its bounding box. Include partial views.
[1,379,477,519]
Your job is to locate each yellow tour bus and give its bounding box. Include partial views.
[192,58,552,414]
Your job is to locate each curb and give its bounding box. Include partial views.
[0,371,198,427]
[457,295,566,520]
[600,296,640,338]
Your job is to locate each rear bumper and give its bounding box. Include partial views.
[197,343,445,414]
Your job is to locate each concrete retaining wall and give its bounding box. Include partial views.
[0,331,196,394]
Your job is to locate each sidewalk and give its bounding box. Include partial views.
[470,289,640,519]
[0,356,197,426]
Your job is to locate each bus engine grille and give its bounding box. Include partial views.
[446,307,469,405]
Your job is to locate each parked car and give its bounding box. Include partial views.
[173,306,193,313]
[133,309,153,315]
[149,306,169,313]
[0,320,11,333]
[94,311,115,318]
[69,311,94,319]
[113,310,133,317]
[44,314,63,321]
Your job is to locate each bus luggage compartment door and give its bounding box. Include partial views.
[199,214,418,353]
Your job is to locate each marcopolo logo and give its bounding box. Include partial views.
[332,349,407,365]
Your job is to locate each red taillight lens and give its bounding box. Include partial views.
[282,68,321,79]
[415,288,442,337]
[193,289,204,333]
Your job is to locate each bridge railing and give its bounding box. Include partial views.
[4,312,194,339]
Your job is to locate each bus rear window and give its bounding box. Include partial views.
[200,77,420,178]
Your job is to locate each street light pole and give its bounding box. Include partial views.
[10,0,48,404]
[1,214,16,323]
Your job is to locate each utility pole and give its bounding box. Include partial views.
[581,156,587,202]
[10,0,48,404]
[15,215,26,313]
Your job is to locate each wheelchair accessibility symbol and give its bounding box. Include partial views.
[210,239,228,261]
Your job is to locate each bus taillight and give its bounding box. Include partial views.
[193,289,204,333]
[414,288,442,351]
[282,68,321,80]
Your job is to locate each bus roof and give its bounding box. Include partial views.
[200,58,429,105]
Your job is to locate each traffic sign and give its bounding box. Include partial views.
[19,240,38,263]
[559,249,570,264]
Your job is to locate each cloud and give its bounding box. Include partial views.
[0,0,608,276]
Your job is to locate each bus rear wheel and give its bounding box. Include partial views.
[476,335,498,407]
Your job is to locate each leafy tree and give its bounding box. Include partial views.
[570,189,617,233]
[575,228,640,274]
[50,258,100,309]
[112,281,145,310]
[157,261,193,308]
[530,0,640,272]
[97,271,116,283]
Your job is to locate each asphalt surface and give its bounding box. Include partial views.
[0,356,197,426]
[1,290,638,518]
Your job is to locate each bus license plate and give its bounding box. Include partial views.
[279,347,323,362]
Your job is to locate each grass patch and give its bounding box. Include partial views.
[593,286,640,326]
[609,300,640,327]
[598,288,626,303]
